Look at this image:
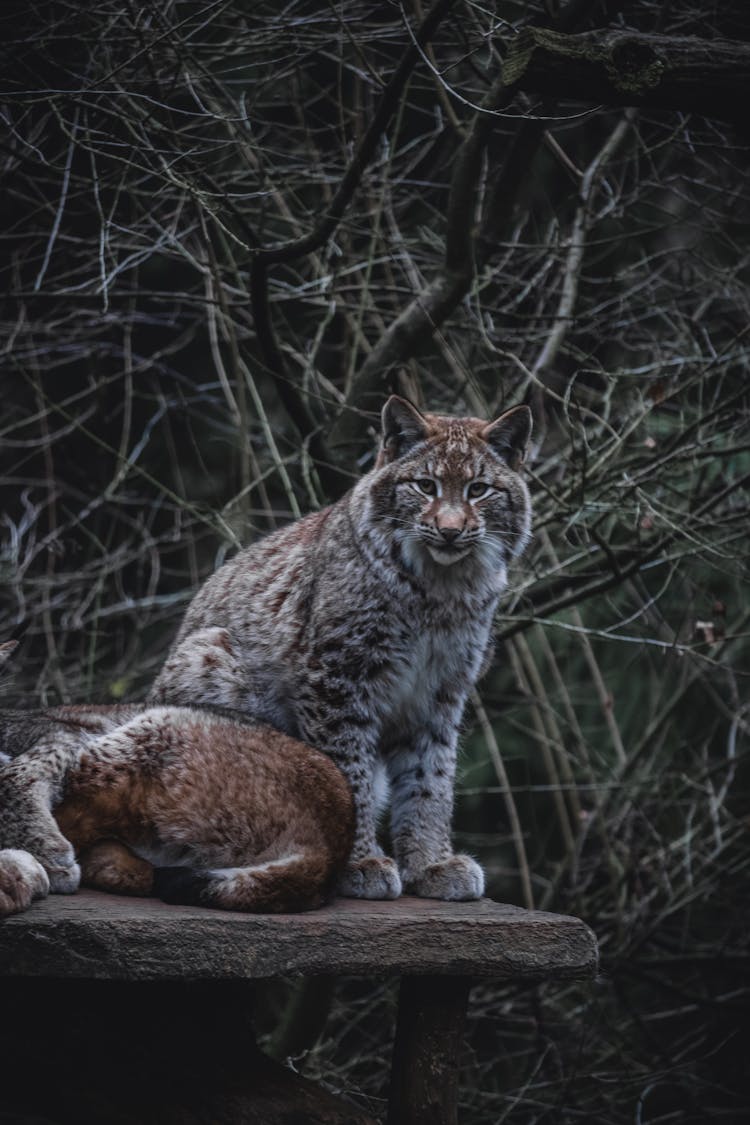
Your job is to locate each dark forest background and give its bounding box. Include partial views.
[1,1,749,1120]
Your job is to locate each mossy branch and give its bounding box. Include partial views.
[503,27,750,122]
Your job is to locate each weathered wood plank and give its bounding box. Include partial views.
[0,889,598,981]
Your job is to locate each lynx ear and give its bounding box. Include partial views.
[482,405,533,470]
[0,641,19,667]
[380,395,429,463]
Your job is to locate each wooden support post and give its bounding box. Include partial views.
[387,974,471,1125]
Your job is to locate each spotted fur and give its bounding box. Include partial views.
[0,701,353,917]
[150,397,533,901]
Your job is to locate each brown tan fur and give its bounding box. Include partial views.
[150,397,534,902]
[0,694,353,917]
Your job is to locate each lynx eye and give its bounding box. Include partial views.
[413,478,438,497]
[466,481,491,500]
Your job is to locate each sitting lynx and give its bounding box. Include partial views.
[151,397,533,902]
[0,645,353,917]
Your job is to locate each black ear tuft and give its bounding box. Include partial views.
[482,405,533,470]
[380,395,429,463]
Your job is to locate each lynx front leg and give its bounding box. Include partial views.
[388,717,484,902]
[334,745,401,900]
[301,702,401,900]
[0,762,80,894]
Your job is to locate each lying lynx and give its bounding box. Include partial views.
[0,646,353,917]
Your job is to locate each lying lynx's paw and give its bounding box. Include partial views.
[80,840,154,896]
[26,834,80,894]
[337,856,402,900]
[34,846,79,895]
[404,854,485,901]
[40,841,81,894]
[0,849,50,917]
[46,860,81,894]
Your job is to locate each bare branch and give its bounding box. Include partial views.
[502,26,750,123]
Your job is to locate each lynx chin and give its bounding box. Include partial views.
[151,396,533,902]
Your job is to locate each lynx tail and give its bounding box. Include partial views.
[153,850,335,913]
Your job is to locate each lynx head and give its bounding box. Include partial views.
[368,396,533,578]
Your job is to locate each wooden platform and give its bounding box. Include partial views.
[0,892,598,1124]
[0,888,598,981]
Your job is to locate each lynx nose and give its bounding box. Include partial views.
[438,526,463,544]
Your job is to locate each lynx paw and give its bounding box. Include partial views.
[0,849,50,917]
[404,854,485,901]
[337,856,402,900]
[39,840,81,894]
[80,840,154,896]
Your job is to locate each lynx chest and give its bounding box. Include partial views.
[384,619,489,724]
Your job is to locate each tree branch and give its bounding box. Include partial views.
[249,257,347,499]
[329,19,749,454]
[502,27,750,124]
[328,3,619,449]
[247,0,458,496]
[330,114,544,449]
[496,468,750,643]
[255,0,458,266]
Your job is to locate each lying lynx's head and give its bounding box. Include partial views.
[369,396,533,578]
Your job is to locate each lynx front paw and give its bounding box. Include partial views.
[0,849,50,917]
[404,854,485,901]
[39,840,81,894]
[337,856,402,900]
[46,860,81,894]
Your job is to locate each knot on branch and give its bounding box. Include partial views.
[503,26,668,102]
[502,27,539,88]
[606,35,665,94]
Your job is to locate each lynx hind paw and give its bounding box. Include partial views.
[0,849,50,917]
[337,856,402,900]
[80,841,154,896]
[405,854,485,901]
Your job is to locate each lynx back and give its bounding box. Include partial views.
[0,700,353,917]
